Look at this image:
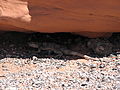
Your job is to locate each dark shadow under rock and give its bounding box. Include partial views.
[0,31,119,60]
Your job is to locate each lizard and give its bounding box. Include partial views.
[27,42,100,61]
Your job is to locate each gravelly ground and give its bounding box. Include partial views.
[0,32,119,90]
[0,56,120,90]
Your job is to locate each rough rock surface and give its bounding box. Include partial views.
[0,0,120,37]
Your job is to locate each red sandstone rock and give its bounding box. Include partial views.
[0,0,120,37]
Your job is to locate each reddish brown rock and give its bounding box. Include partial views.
[0,0,120,37]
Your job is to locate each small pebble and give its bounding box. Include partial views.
[90,64,97,68]
[99,64,105,68]
[116,76,120,81]
[32,56,38,61]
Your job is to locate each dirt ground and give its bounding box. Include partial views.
[0,32,119,60]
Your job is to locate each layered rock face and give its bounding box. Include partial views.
[0,0,120,37]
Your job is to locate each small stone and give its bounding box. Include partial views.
[99,64,105,68]
[90,64,97,68]
[116,76,120,81]
[97,85,101,88]
[81,83,87,86]
[32,56,38,61]
[112,68,117,70]
[117,54,120,59]
[86,78,89,82]
[61,84,65,87]
[116,62,120,66]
